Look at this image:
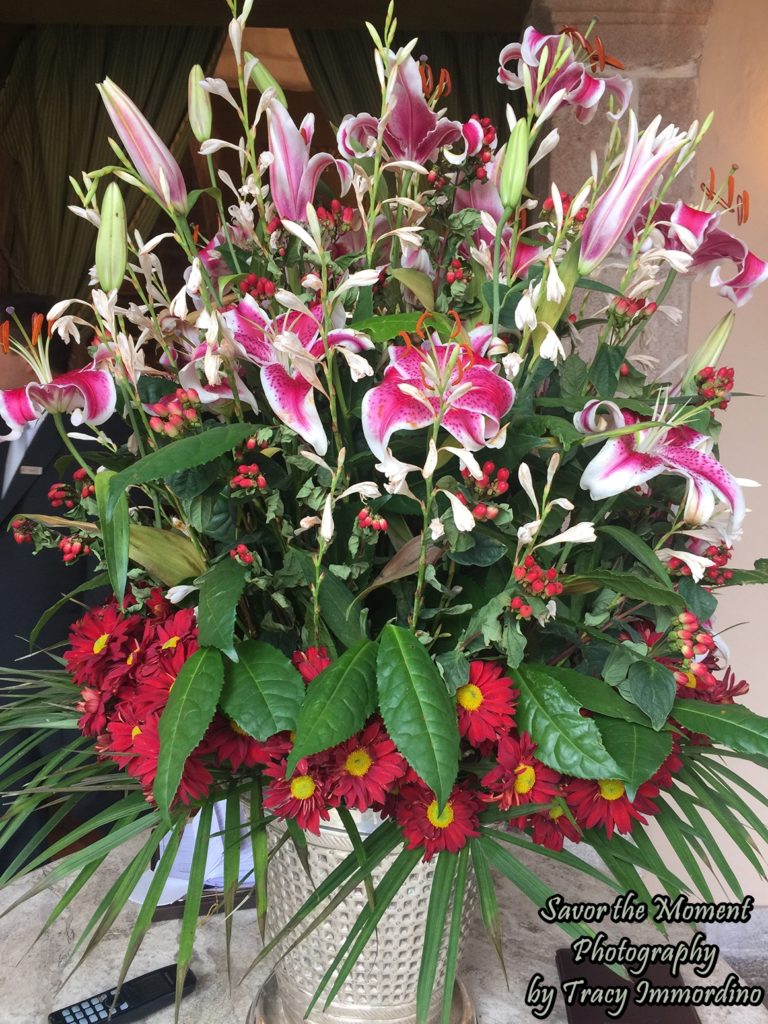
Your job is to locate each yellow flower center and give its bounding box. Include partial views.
[344,749,373,777]
[92,633,110,655]
[426,800,455,829]
[549,805,564,821]
[230,719,249,737]
[131,725,142,740]
[456,683,484,711]
[514,764,536,794]
[290,775,316,801]
[126,650,135,667]
[598,779,625,801]
[683,671,697,689]
[162,635,181,650]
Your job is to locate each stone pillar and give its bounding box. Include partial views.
[527,0,713,364]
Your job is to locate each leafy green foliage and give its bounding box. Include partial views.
[95,469,130,601]
[562,570,684,610]
[287,641,378,774]
[221,640,304,740]
[671,700,768,756]
[196,558,248,661]
[592,716,672,789]
[625,660,677,730]
[677,576,718,620]
[377,625,459,805]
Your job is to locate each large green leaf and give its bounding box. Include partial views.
[95,470,129,601]
[318,572,367,646]
[561,571,684,611]
[106,423,262,517]
[348,313,422,343]
[154,647,225,818]
[416,852,457,1023]
[128,525,207,586]
[377,625,459,806]
[390,268,435,310]
[625,660,676,730]
[287,641,378,776]
[515,664,624,780]
[677,576,717,620]
[196,559,247,661]
[597,525,672,588]
[534,663,653,727]
[592,716,672,789]
[220,640,304,740]
[672,700,768,757]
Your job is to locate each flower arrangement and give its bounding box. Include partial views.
[3,4,768,1019]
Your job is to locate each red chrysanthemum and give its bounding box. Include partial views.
[291,646,331,683]
[203,714,269,771]
[481,732,561,811]
[65,602,141,687]
[530,804,581,851]
[327,721,407,812]
[131,614,199,715]
[396,781,481,860]
[651,741,683,789]
[75,686,110,736]
[263,757,330,834]
[565,777,660,839]
[456,661,518,747]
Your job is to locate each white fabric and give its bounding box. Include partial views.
[1,416,44,497]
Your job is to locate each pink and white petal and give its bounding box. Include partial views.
[670,201,718,250]
[384,57,441,162]
[512,241,545,278]
[412,120,464,166]
[449,366,515,424]
[326,328,375,352]
[221,296,274,365]
[467,325,495,357]
[462,118,484,156]
[300,152,337,216]
[28,369,116,427]
[266,99,310,221]
[579,436,666,500]
[711,248,768,307]
[261,364,328,455]
[335,158,353,197]
[361,379,436,462]
[441,406,491,450]
[659,442,745,530]
[602,73,633,121]
[178,360,259,413]
[681,476,718,528]
[336,113,379,159]
[0,385,39,439]
[573,399,630,435]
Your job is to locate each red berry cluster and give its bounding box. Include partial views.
[58,534,92,564]
[73,467,96,500]
[357,507,388,532]
[316,199,356,233]
[696,366,734,410]
[669,611,718,690]
[612,296,657,319]
[230,463,267,493]
[445,258,468,286]
[509,595,534,620]
[426,168,449,190]
[234,435,268,461]
[229,544,255,566]
[48,482,76,510]
[238,273,276,300]
[461,461,510,498]
[467,114,497,180]
[543,190,587,223]
[10,518,33,544]
[513,555,565,599]
[148,388,201,438]
[265,217,288,257]
[702,543,733,586]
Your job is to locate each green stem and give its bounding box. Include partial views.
[491,210,511,340]
[51,414,93,478]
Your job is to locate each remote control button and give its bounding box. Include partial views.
[87,1014,97,1022]
[62,1013,74,1023]
[118,1002,129,1011]
[97,1012,108,1021]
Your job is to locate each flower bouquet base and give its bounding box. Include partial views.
[246,973,476,1024]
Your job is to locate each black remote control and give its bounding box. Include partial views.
[48,963,196,1024]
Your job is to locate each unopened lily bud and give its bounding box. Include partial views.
[681,311,735,394]
[245,52,287,109]
[188,65,212,143]
[499,118,529,210]
[95,182,127,292]
[98,78,187,213]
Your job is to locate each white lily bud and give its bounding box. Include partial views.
[422,439,438,479]
[441,490,476,532]
[320,494,335,542]
[430,518,445,540]
[537,522,597,547]
[539,326,566,365]
[518,463,539,515]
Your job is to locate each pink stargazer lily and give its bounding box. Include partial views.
[220,294,373,454]
[362,327,515,462]
[1,363,116,441]
[98,78,187,213]
[498,27,632,124]
[578,113,688,274]
[574,399,745,533]
[267,100,352,222]
[337,51,462,166]
[626,200,768,307]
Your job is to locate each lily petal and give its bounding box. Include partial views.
[361,379,436,462]
[0,385,38,440]
[26,367,116,427]
[261,363,328,455]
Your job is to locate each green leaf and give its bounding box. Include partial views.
[470,840,507,983]
[223,786,242,984]
[577,276,624,297]
[626,660,676,730]
[515,664,624,779]
[598,526,672,588]
[196,559,247,661]
[416,852,457,1022]
[176,801,213,1013]
[562,571,684,610]
[348,313,422,343]
[535,663,653,726]
[588,345,625,398]
[318,571,367,647]
[29,572,109,650]
[671,700,768,757]
[154,648,225,818]
[286,641,378,775]
[95,470,129,601]
[677,576,718,620]
[220,640,304,740]
[722,559,768,586]
[128,525,207,586]
[390,268,435,309]
[559,354,588,400]
[449,531,507,566]
[592,716,672,789]
[435,649,470,694]
[440,846,469,1024]
[106,423,261,517]
[377,625,459,806]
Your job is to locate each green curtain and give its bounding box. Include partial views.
[291,29,521,132]
[0,25,222,298]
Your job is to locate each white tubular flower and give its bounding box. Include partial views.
[440,489,476,532]
[518,463,540,516]
[539,326,566,365]
[502,353,524,380]
[422,439,439,480]
[515,288,538,331]
[517,520,541,545]
[537,522,597,548]
[658,548,714,583]
[545,258,565,302]
[430,518,445,540]
[320,494,335,542]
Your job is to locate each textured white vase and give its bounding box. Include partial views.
[250,810,476,1024]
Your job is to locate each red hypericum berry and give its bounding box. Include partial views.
[475,167,487,181]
